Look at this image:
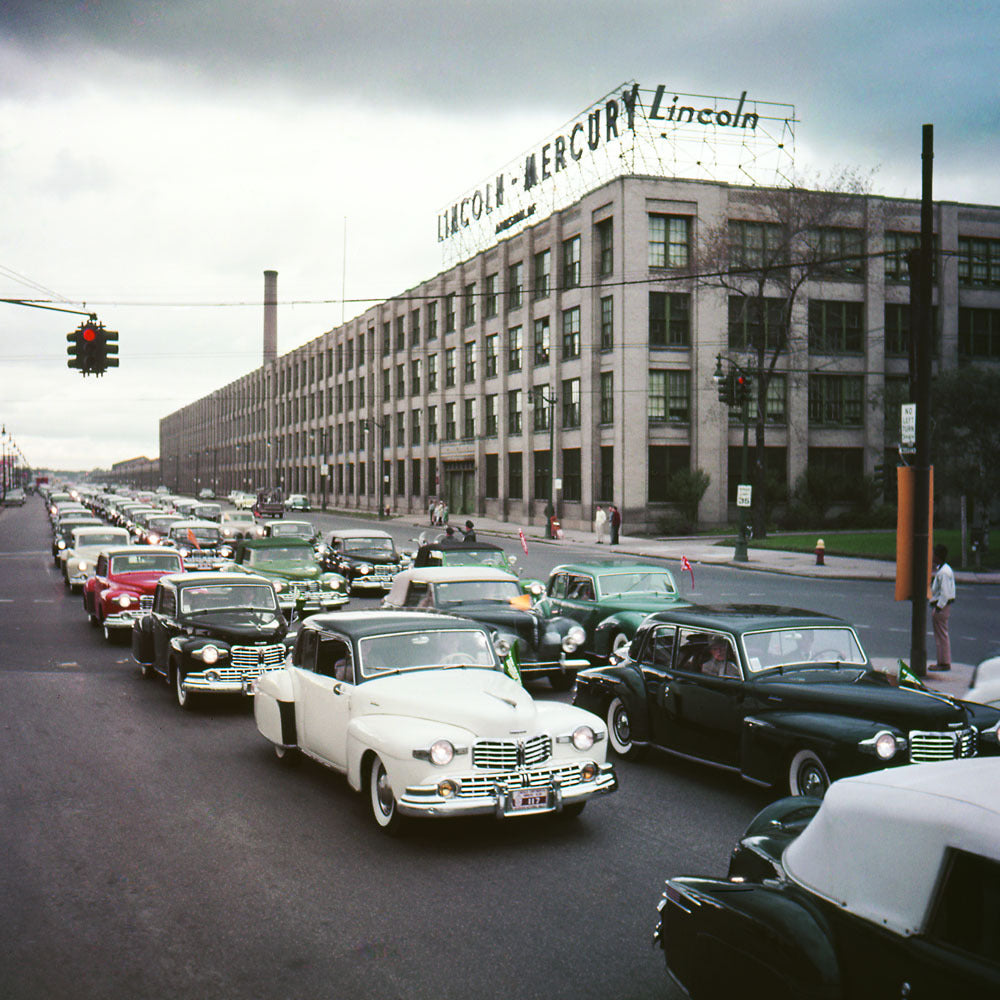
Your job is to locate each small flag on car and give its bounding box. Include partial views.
[898,659,926,689]
[518,529,529,555]
[187,528,202,550]
[680,555,694,588]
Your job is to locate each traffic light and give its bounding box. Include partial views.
[67,328,84,370]
[101,328,120,371]
[66,320,118,375]
[716,371,735,406]
[733,372,752,406]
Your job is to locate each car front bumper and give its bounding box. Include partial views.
[277,592,349,613]
[397,760,618,818]
[349,574,397,591]
[517,656,590,679]
[103,609,147,629]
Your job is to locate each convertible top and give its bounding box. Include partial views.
[298,609,486,641]
[784,758,1000,937]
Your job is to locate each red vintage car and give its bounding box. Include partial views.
[83,546,185,642]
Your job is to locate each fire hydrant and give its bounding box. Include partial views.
[815,538,825,565]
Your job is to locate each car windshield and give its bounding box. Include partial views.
[342,537,394,553]
[741,627,867,673]
[596,571,676,597]
[172,527,221,546]
[359,628,496,677]
[179,584,277,613]
[148,517,180,531]
[74,532,128,548]
[224,513,255,523]
[432,580,522,605]
[271,524,313,538]
[111,554,183,574]
[440,549,508,568]
[248,546,314,565]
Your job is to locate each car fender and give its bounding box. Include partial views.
[253,669,297,746]
[740,709,906,787]
[592,611,646,658]
[657,877,839,998]
[344,715,475,792]
[131,615,155,664]
[573,660,651,742]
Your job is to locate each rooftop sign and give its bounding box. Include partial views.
[437,82,796,264]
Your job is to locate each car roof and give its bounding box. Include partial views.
[71,526,130,541]
[102,546,181,558]
[299,609,486,640]
[239,537,312,549]
[330,528,392,539]
[392,566,517,584]
[642,604,850,633]
[169,519,222,529]
[784,759,1000,937]
[266,519,313,528]
[551,559,677,574]
[160,571,273,588]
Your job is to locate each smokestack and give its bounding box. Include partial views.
[263,269,278,366]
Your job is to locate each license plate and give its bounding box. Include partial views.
[509,787,550,812]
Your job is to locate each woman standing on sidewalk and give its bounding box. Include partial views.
[609,504,621,545]
[594,505,608,544]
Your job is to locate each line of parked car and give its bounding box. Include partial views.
[35,482,1000,990]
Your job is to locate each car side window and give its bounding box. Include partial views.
[926,849,1000,962]
[640,625,677,669]
[96,555,108,576]
[294,628,318,668]
[548,574,568,599]
[404,582,431,608]
[157,588,176,617]
[566,575,595,601]
[316,637,354,684]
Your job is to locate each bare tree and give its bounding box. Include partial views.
[695,169,875,537]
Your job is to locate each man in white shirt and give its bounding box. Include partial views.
[929,544,956,672]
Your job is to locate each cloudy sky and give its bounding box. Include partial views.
[1,0,997,474]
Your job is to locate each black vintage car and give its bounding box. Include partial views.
[131,571,288,709]
[320,528,406,593]
[573,605,1000,796]
[655,759,1000,997]
[383,566,589,690]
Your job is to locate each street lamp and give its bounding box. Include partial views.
[713,354,752,563]
[529,386,557,538]
[362,418,387,518]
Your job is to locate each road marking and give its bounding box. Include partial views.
[33,598,56,603]
[0,598,13,603]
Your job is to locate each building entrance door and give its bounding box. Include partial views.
[443,461,476,516]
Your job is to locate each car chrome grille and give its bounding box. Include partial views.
[139,595,153,613]
[230,644,286,671]
[288,581,320,596]
[457,762,584,797]
[908,727,976,762]
[472,735,552,769]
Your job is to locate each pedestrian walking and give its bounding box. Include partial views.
[594,505,608,544]
[609,504,621,545]
[929,544,956,671]
[429,497,438,525]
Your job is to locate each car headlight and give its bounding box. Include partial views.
[571,725,596,751]
[437,779,458,798]
[562,626,587,652]
[325,578,342,590]
[77,560,88,572]
[117,594,133,608]
[178,547,190,557]
[273,581,285,592]
[358,563,372,575]
[57,539,66,550]
[528,582,544,597]
[147,534,159,544]
[198,645,220,664]
[873,730,900,760]
[493,636,512,658]
[429,739,455,766]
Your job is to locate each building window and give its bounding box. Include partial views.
[958,237,1000,288]
[485,333,498,378]
[562,378,581,428]
[885,231,918,282]
[649,292,691,347]
[411,408,421,445]
[445,347,456,387]
[562,448,581,502]
[959,307,1000,359]
[410,358,421,395]
[463,399,476,439]
[396,411,405,448]
[533,316,550,366]
[464,340,477,383]
[808,300,864,353]
[508,389,522,434]
[562,306,581,359]
[485,394,498,437]
[410,308,420,346]
[427,353,437,392]
[808,375,864,426]
[533,450,551,501]
[507,325,523,371]
[807,448,864,501]
[532,386,551,432]
[562,235,581,289]
[463,282,476,326]
[445,401,456,441]
[484,273,498,319]
[428,405,438,443]
[764,374,787,424]
[445,293,456,333]
[395,316,405,351]
[648,370,690,423]
[599,446,613,502]
[381,323,390,357]
[508,261,523,310]
[411,457,421,496]
[508,452,523,499]
[648,214,691,268]
[728,220,784,271]
[335,384,343,413]
[533,249,551,299]
[596,218,613,276]
[648,446,691,503]
[395,363,405,397]
[728,296,786,352]
[812,226,865,279]
[426,301,438,340]
[600,372,614,424]
[485,454,499,497]
[600,296,614,351]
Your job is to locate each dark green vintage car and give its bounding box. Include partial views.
[574,604,1000,798]
[412,540,545,597]
[537,560,687,661]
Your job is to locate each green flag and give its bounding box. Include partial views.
[898,659,926,689]
[503,644,521,684]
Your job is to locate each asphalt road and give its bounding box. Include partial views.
[2,498,997,999]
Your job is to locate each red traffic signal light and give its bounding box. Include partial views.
[66,320,118,376]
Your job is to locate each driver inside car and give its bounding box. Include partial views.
[701,635,740,678]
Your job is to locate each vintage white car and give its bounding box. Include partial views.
[252,610,618,834]
[60,525,132,590]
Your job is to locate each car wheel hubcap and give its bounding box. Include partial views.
[611,701,630,747]
[375,765,393,816]
[800,765,826,797]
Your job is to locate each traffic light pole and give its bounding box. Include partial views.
[714,355,751,562]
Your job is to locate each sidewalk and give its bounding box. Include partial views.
[402,510,992,699]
